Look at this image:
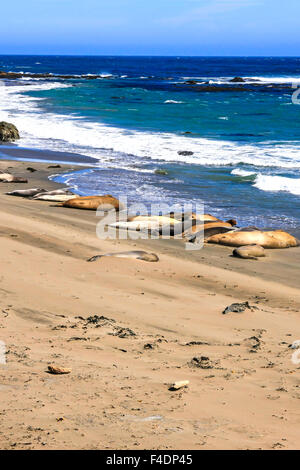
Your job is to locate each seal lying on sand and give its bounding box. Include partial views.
[0,173,27,183]
[128,215,180,225]
[186,226,234,243]
[185,220,235,235]
[6,188,46,197]
[34,194,77,202]
[33,189,74,198]
[62,195,123,211]
[110,216,182,233]
[233,244,266,260]
[87,251,159,262]
[207,230,299,248]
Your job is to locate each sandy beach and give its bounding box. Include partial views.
[0,158,300,450]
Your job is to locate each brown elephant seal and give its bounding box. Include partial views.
[62,194,119,210]
[207,230,299,249]
[87,251,159,262]
[233,244,266,260]
[6,188,46,197]
[62,195,123,211]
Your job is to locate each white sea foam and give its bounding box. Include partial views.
[231,169,256,177]
[253,174,300,196]
[164,100,184,104]
[231,169,300,195]
[1,81,300,172]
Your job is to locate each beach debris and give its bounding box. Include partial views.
[0,121,20,142]
[289,340,300,350]
[61,194,123,211]
[222,301,257,315]
[144,343,157,350]
[188,356,217,369]
[26,167,37,172]
[48,164,61,168]
[112,327,136,338]
[87,251,159,263]
[85,315,116,326]
[169,380,189,391]
[243,335,261,353]
[184,340,210,346]
[47,365,71,375]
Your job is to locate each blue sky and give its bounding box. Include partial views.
[1,0,299,55]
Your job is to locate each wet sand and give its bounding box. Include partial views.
[0,158,300,450]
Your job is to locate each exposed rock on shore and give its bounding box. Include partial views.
[0,122,20,142]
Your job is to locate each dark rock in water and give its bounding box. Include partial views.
[178,151,194,156]
[0,122,20,142]
[222,301,257,315]
[185,80,198,85]
[154,169,168,175]
[230,77,246,83]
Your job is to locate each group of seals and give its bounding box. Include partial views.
[6,187,76,202]
[87,251,159,263]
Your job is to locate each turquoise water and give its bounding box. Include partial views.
[0,56,300,229]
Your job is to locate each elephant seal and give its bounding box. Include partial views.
[62,195,123,211]
[110,216,182,234]
[33,189,74,198]
[34,194,77,202]
[128,215,180,226]
[6,188,46,197]
[233,244,266,260]
[207,230,299,249]
[0,173,28,183]
[87,251,159,262]
[185,226,234,243]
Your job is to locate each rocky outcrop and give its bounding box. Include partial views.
[178,151,194,156]
[0,122,20,142]
[230,77,245,83]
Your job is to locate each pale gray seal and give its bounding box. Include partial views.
[87,251,159,262]
[6,188,46,197]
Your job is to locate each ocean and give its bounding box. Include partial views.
[0,55,300,230]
